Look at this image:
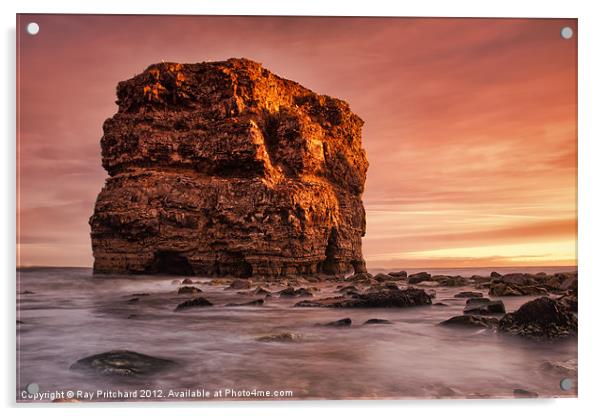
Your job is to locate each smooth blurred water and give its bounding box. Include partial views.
[16,267,577,402]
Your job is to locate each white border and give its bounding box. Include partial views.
[2,1,601,415]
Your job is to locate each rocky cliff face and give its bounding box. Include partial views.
[90,58,368,277]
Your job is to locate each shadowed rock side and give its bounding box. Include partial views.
[90,58,368,277]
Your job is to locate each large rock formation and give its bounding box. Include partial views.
[90,58,368,277]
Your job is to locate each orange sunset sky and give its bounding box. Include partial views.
[17,15,577,269]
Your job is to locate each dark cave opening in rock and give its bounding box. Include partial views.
[150,251,194,276]
[321,228,340,275]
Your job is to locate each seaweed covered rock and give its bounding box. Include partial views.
[90,58,368,278]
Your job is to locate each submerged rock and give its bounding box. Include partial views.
[294,288,432,308]
[513,388,539,398]
[363,318,392,325]
[319,318,352,327]
[90,58,368,278]
[70,350,175,376]
[498,297,577,340]
[256,332,301,343]
[174,296,213,311]
[279,287,313,297]
[439,315,499,329]
[454,291,483,298]
[226,299,264,307]
[177,286,202,294]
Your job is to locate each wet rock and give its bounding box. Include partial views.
[181,278,194,285]
[407,272,432,284]
[374,273,393,282]
[498,297,577,340]
[539,359,577,378]
[128,297,140,303]
[295,288,432,308]
[388,270,407,278]
[226,299,264,307]
[130,293,150,297]
[463,298,506,315]
[489,282,547,296]
[70,350,176,376]
[17,320,24,324]
[346,272,373,282]
[256,332,301,343]
[513,388,539,398]
[558,292,578,312]
[490,271,502,278]
[19,290,35,295]
[254,287,272,296]
[279,287,313,297]
[174,296,213,311]
[432,275,467,287]
[177,286,202,294]
[433,302,448,307]
[226,279,252,290]
[319,318,352,327]
[363,318,392,325]
[439,315,499,329]
[454,291,483,298]
[90,59,368,278]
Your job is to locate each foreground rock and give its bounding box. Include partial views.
[498,297,577,340]
[363,318,392,325]
[177,286,202,294]
[295,288,432,308]
[90,58,369,278]
[174,296,213,311]
[70,350,175,376]
[439,315,499,329]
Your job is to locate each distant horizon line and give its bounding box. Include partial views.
[16,264,578,271]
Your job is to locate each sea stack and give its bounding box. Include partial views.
[90,58,368,277]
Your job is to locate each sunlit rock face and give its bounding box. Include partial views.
[90,58,368,277]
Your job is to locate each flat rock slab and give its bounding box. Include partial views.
[439,315,499,329]
[295,288,432,308]
[70,350,176,376]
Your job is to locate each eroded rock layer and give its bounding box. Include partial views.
[90,58,368,277]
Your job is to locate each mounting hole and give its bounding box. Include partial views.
[26,22,40,35]
[26,383,39,394]
[560,26,573,40]
[559,378,573,391]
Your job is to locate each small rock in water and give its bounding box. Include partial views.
[407,272,432,284]
[256,332,301,343]
[454,291,483,298]
[70,350,176,376]
[363,318,392,325]
[128,297,140,303]
[226,299,264,307]
[254,287,272,296]
[319,318,352,327]
[181,278,194,285]
[388,270,407,278]
[174,296,213,311]
[463,299,506,315]
[279,287,313,297]
[295,288,432,308]
[19,290,35,295]
[226,279,252,290]
[439,315,499,329]
[177,286,203,294]
[513,388,539,398]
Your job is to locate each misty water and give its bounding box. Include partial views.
[17,267,577,402]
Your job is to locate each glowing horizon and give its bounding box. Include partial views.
[17,15,577,269]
